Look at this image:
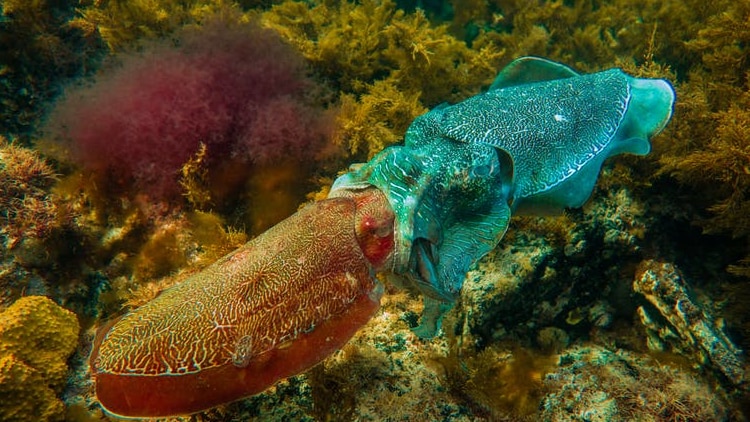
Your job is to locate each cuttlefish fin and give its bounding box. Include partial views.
[490,56,579,90]
[513,156,606,215]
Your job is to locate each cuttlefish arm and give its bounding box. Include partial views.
[91,188,394,418]
[330,138,513,338]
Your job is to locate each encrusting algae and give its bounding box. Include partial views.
[0,296,80,422]
[0,0,749,420]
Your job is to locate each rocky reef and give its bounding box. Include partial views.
[0,0,749,420]
[634,260,745,386]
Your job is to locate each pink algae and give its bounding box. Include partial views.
[49,20,334,202]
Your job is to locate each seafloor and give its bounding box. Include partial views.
[1,0,749,421]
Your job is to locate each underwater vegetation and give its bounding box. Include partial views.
[0,0,101,138]
[0,296,80,421]
[26,13,343,318]
[0,0,749,420]
[72,0,235,52]
[0,137,61,248]
[262,0,506,158]
[47,16,336,210]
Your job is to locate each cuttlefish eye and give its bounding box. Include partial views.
[353,188,396,270]
[468,148,498,178]
[471,163,493,177]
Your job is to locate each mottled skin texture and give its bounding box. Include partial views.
[331,57,674,337]
[92,188,393,417]
[92,57,675,417]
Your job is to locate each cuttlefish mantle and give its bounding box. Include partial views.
[408,56,675,215]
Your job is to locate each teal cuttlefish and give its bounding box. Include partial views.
[331,56,675,337]
[90,57,675,417]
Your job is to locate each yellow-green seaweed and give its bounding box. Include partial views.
[262,0,504,158]
[72,0,239,52]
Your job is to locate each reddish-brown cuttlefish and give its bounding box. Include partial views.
[91,57,674,418]
[91,188,394,417]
